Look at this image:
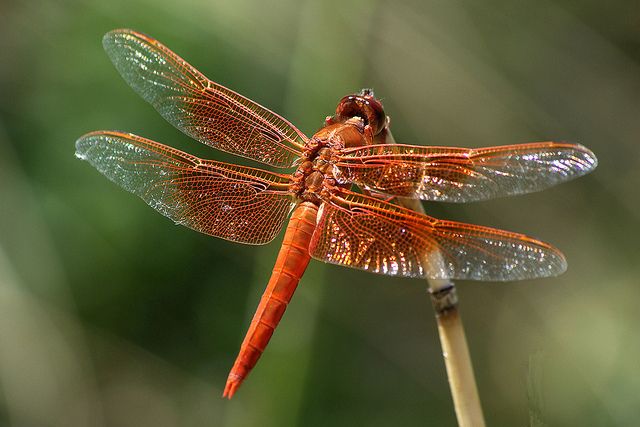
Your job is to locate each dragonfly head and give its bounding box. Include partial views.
[335,89,386,136]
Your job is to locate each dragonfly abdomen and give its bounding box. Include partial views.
[223,201,318,398]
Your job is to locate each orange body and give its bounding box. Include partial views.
[223,202,319,398]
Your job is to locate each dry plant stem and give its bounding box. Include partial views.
[398,197,486,427]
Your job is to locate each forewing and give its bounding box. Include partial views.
[102,29,308,167]
[335,142,597,202]
[75,131,293,244]
[310,190,566,281]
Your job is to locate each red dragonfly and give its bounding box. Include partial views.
[76,29,597,398]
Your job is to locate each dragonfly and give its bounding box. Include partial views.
[75,29,597,398]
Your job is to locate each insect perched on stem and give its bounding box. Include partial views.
[75,29,597,398]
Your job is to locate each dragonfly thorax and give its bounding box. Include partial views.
[291,141,338,203]
[292,118,376,205]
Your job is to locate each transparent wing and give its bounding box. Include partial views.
[75,131,294,244]
[310,190,566,281]
[335,142,597,202]
[102,29,308,167]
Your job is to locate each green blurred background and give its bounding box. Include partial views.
[1,0,638,425]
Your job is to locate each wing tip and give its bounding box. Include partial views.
[513,237,567,281]
[102,28,158,62]
[74,130,134,160]
[510,243,567,281]
[553,141,599,175]
[103,28,160,49]
[103,28,142,42]
[74,131,103,160]
[545,246,568,278]
[576,144,598,173]
[102,28,128,50]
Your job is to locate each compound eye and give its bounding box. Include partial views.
[361,93,386,134]
[335,92,386,135]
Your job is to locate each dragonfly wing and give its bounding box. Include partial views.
[75,131,293,244]
[102,29,308,167]
[310,190,566,281]
[335,142,597,202]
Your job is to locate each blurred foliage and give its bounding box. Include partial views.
[1,0,639,425]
